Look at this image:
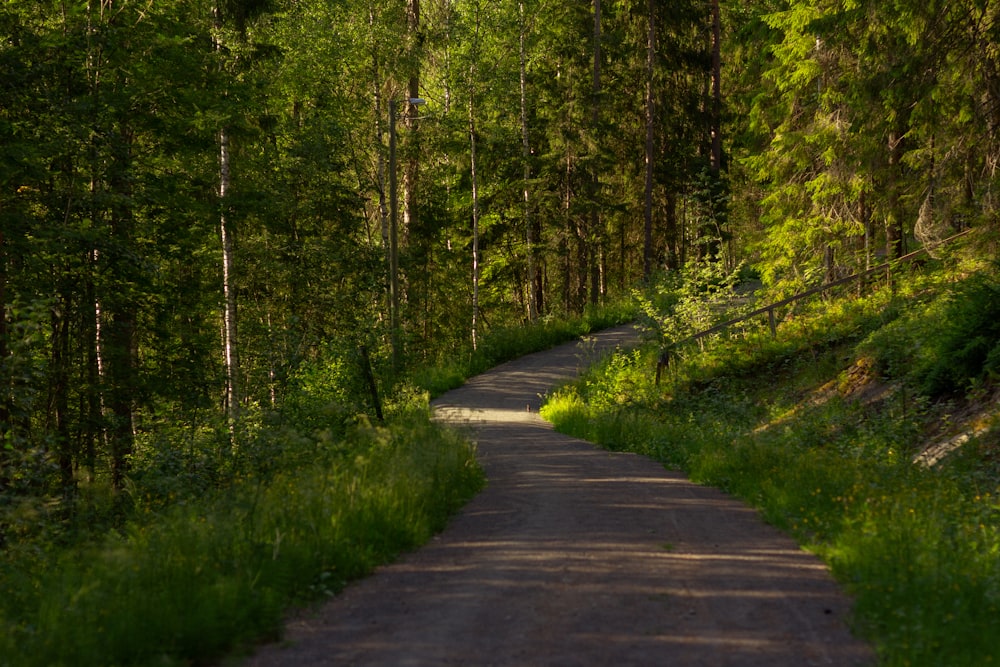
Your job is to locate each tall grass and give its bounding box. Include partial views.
[0,298,638,666]
[542,276,1000,666]
[0,412,483,667]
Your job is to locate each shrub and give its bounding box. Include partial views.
[915,271,1000,397]
[1,412,483,667]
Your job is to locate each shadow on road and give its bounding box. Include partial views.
[244,324,874,667]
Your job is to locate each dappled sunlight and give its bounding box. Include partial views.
[432,406,547,424]
[246,325,872,667]
[313,527,866,666]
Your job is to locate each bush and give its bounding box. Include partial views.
[0,411,483,667]
[915,271,1000,397]
[858,267,1000,398]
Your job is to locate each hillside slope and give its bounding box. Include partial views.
[543,262,1000,666]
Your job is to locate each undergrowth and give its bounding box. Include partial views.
[0,411,483,667]
[0,302,638,667]
[542,260,1000,666]
[413,298,637,397]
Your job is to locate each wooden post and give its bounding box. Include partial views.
[768,307,776,338]
[655,346,671,386]
[359,345,384,421]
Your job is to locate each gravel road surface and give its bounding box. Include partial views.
[243,325,874,666]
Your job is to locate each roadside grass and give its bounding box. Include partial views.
[542,273,1000,666]
[0,410,483,667]
[413,298,637,397]
[0,303,641,667]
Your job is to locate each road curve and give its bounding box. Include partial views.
[243,324,874,666]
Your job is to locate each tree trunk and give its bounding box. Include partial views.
[588,0,602,305]
[0,229,6,506]
[696,0,724,262]
[532,222,544,316]
[372,3,389,259]
[562,150,573,313]
[0,229,7,437]
[371,5,398,367]
[709,0,722,176]
[50,297,73,496]
[219,125,240,448]
[403,0,421,244]
[105,302,136,491]
[84,254,100,483]
[106,123,137,491]
[886,129,906,259]
[520,1,538,321]
[213,5,241,450]
[643,0,655,280]
[575,218,588,312]
[470,83,480,351]
[388,100,406,369]
[665,192,679,270]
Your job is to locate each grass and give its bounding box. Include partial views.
[0,411,483,667]
[412,298,638,397]
[542,269,1000,666]
[0,299,637,667]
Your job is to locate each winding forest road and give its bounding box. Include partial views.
[244,325,875,666]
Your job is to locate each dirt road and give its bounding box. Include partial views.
[244,325,874,666]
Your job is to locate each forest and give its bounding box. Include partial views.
[3,0,1000,663]
[5,0,1000,508]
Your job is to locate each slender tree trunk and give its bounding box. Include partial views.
[619,217,627,289]
[50,298,73,496]
[563,150,572,312]
[219,125,240,447]
[0,229,7,505]
[532,221,544,315]
[860,190,872,294]
[682,195,689,266]
[709,0,722,176]
[388,99,402,369]
[643,0,655,280]
[106,123,137,491]
[105,303,136,491]
[0,229,7,436]
[575,219,588,311]
[887,129,906,259]
[442,0,453,113]
[588,0,602,306]
[372,4,388,257]
[83,255,100,482]
[370,3,396,362]
[824,245,835,283]
[213,5,241,451]
[694,0,724,262]
[520,1,538,321]
[665,192,679,270]
[470,82,480,351]
[403,0,421,244]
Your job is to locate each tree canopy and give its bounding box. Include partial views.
[1,0,998,518]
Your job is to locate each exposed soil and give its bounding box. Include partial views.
[243,325,875,666]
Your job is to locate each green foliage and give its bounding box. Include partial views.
[282,344,381,432]
[859,266,1000,398]
[636,262,757,344]
[544,275,1000,666]
[915,272,1000,397]
[0,410,483,667]
[2,307,651,667]
[412,298,638,397]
